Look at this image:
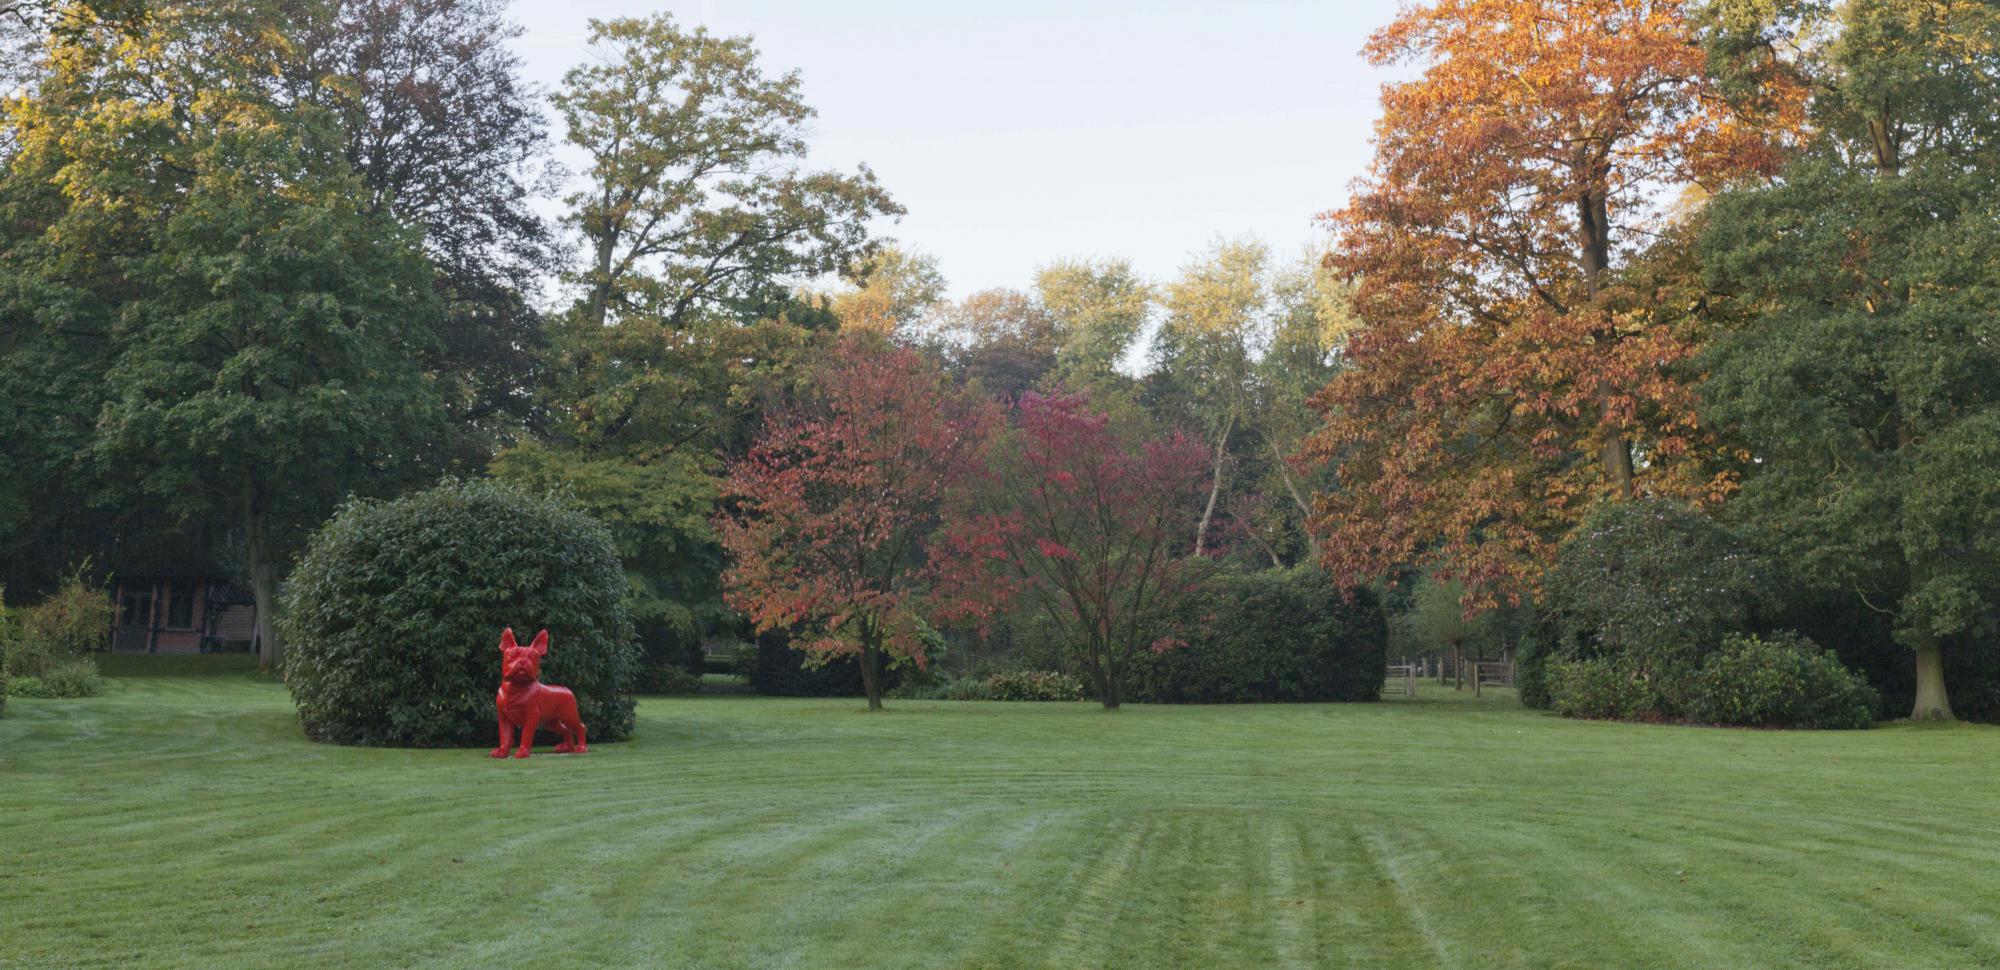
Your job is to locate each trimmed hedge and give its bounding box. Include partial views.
[1685,632,1877,729]
[281,479,639,747]
[1127,567,1386,704]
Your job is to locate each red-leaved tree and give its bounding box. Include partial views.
[996,391,1210,709]
[717,338,1010,710]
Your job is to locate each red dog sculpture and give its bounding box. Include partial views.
[492,627,587,759]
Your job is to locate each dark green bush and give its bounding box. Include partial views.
[1127,567,1386,704]
[281,479,639,747]
[1685,632,1878,729]
[1539,500,1764,689]
[8,675,44,698]
[890,674,994,701]
[985,670,1084,701]
[743,632,903,697]
[1545,658,1655,720]
[636,661,702,695]
[1514,628,1553,710]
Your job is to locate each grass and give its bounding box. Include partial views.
[4,658,1998,969]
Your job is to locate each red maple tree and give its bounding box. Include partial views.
[996,391,1210,708]
[717,338,1011,710]
[1301,0,1805,606]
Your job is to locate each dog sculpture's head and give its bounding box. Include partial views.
[499,627,550,685]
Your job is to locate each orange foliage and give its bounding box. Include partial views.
[1302,0,1804,607]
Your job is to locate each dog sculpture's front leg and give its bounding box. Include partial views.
[513,715,540,759]
[491,718,515,758]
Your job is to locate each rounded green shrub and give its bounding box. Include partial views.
[1539,500,1764,688]
[1545,658,1655,720]
[1686,632,1878,729]
[281,479,638,747]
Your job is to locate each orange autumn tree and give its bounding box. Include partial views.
[1301,0,1803,605]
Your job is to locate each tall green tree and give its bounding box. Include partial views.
[1037,257,1151,393]
[1150,240,1269,557]
[554,13,897,331]
[278,0,558,463]
[4,3,444,667]
[507,15,899,667]
[1701,0,2000,720]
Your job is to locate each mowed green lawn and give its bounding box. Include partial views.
[4,658,1998,970]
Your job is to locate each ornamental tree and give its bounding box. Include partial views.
[995,390,1210,709]
[717,338,1009,710]
[1302,0,1804,607]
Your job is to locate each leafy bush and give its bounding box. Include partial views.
[1127,567,1386,704]
[635,661,702,695]
[890,675,995,701]
[985,670,1084,701]
[1545,658,1654,720]
[2,573,112,694]
[281,479,639,747]
[1539,500,1764,690]
[7,659,102,700]
[1685,633,1878,729]
[1514,629,1553,710]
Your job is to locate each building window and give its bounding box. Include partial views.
[167,583,195,629]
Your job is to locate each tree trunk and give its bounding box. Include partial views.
[858,635,884,711]
[1910,632,1953,722]
[1195,412,1234,556]
[1269,439,1321,561]
[245,496,281,673]
[1100,670,1121,711]
[587,181,619,329]
[1602,438,1635,499]
[1575,182,1636,501]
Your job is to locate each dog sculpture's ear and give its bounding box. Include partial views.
[500,627,518,652]
[529,629,549,657]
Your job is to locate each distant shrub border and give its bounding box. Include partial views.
[281,479,639,747]
[1127,567,1386,704]
[743,633,904,697]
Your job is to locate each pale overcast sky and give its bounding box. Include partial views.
[507,0,1404,297]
